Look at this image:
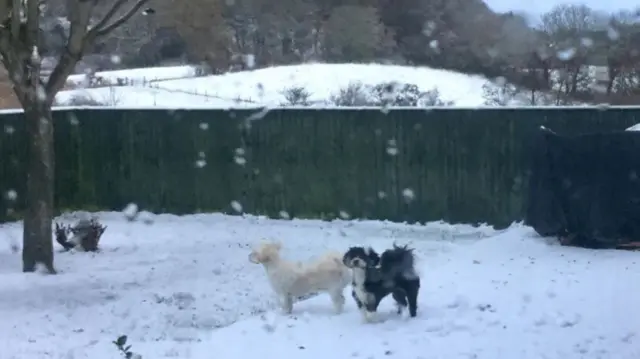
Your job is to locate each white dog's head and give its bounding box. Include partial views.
[249,240,282,264]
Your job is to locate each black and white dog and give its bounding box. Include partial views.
[342,244,420,322]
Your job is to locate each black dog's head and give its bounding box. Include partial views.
[343,246,380,269]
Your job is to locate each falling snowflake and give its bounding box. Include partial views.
[123,203,139,221]
[386,139,398,156]
[231,201,243,213]
[234,148,247,166]
[110,55,122,65]
[244,54,256,69]
[556,48,576,61]
[68,113,80,126]
[5,190,17,201]
[234,156,247,166]
[402,188,415,202]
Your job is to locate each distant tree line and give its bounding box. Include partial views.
[39,0,640,104]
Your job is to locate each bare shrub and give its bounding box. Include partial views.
[329,82,374,106]
[58,94,106,106]
[281,86,312,106]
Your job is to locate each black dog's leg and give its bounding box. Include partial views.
[405,279,420,317]
[365,299,380,313]
[391,289,408,315]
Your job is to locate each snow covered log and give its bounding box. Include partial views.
[525,127,640,249]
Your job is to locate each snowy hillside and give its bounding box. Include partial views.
[1,212,638,359]
[55,63,529,108]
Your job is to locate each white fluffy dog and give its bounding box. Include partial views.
[249,240,351,314]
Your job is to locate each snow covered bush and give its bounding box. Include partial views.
[329,81,374,106]
[58,94,106,106]
[482,82,520,106]
[330,81,453,107]
[419,88,454,106]
[281,86,312,106]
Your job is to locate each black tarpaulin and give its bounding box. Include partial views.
[525,126,640,249]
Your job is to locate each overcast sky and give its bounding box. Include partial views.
[485,0,637,18]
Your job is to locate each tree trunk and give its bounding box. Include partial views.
[22,104,56,274]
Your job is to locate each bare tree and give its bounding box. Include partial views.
[322,5,387,62]
[603,11,640,96]
[157,0,231,72]
[0,0,149,273]
[539,4,605,95]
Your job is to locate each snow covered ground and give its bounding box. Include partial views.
[55,63,520,108]
[1,212,639,359]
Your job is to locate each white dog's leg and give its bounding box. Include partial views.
[282,295,293,314]
[359,307,369,321]
[329,291,345,314]
[363,309,377,323]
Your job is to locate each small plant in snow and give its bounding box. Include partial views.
[482,82,519,106]
[113,335,142,359]
[419,88,454,106]
[281,86,312,106]
[194,64,213,77]
[58,94,106,106]
[330,81,453,107]
[371,82,453,107]
[371,82,423,106]
[330,82,374,106]
[99,87,123,106]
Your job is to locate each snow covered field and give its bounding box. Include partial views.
[55,63,517,108]
[1,211,638,359]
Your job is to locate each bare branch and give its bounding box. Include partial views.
[26,0,39,46]
[44,0,93,102]
[0,1,9,22]
[89,0,149,38]
[45,0,149,102]
[10,0,20,41]
[89,0,129,34]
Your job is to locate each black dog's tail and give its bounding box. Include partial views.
[380,243,418,279]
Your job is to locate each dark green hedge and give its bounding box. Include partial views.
[1,107,638,227]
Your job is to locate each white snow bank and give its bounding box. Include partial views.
[56,63,517,108]
[66,65,198,87]
[155,63,498,107]
[55,86,256,108]
[626,123,640,131]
